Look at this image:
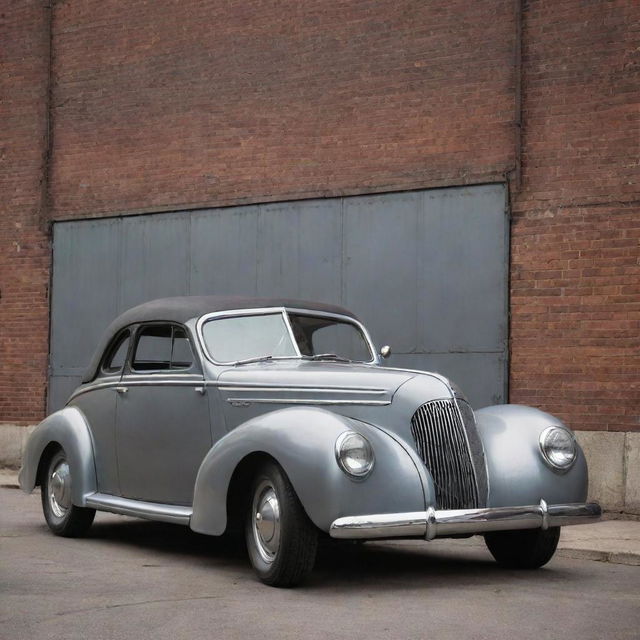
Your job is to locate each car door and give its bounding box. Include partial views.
[115,323,212,505]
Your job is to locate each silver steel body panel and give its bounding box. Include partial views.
[329,501,602,540]
[21,299,598,542]
[19,407,97,505]
[115,374,212,505]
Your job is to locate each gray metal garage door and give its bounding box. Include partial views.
[49,184,508,411]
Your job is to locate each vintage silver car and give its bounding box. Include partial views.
[20,296,601,586]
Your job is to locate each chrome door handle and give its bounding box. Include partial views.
[194,387,205,395]
[116,386,128,394]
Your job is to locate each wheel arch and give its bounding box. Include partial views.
[190,406,426,536]
[18,407,98,506]
[224,451,280,535]
[35,441,63,487]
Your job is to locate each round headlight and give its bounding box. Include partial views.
[335,431,374,478]
[539,426,577,471]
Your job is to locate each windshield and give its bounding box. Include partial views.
[201,310,373,364]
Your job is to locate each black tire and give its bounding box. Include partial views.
[41,449,95,537]
[484,526,560,569]
[245,461,318,587]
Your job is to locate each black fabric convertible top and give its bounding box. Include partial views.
[82,296,358,383]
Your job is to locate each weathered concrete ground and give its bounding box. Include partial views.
[2,485,639,640]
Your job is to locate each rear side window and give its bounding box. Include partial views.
[102,331,131,375]
[132,325,194,372]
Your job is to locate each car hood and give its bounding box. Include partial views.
[214,360,452,407]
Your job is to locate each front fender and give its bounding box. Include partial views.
[475,404,588,507]
[190,407,426,535]
[18,407,97,506]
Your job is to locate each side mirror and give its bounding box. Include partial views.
[380,345,392,359]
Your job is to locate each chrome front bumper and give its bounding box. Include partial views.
[329,501,601,540]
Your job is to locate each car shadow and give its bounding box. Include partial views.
[84,516,572,591]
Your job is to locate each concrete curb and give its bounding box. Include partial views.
[556,548,640,566]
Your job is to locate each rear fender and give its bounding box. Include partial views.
[18,407,97,506]
[190,407,426,535]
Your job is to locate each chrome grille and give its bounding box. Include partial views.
[410,399,479,510]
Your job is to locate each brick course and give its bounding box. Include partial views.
[510,0,639,433]
[0,1,51,424]
[1,0,638,434]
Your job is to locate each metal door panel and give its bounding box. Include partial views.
[343,192,419,353]
[419,184,507,352]
[256,200,342,302]
[50,219,120,375]
[49,219,121,412]
[190,206,259,296]
[119,214,190,311]
[49,184,509,413]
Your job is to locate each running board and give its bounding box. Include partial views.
[85,493,192,525]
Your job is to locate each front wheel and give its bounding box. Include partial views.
[245,461,318,587]
[484,527,560,569]
[41,449,95,537]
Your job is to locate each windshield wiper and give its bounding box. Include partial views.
[234,355,305,366]
[234,353,351,366]
[308,353,351,363]
[234,355,274,366]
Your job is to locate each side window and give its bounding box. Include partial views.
[132,325,194,372]
[102,330,131,375]
[171,327,194,369]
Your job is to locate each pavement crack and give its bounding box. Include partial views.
[55,595,221,617]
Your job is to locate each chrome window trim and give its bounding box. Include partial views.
[286,307,377,364]
[282,309,303,358]
[196,307,378,366]
[99,328,132,377]
[129,322,198,375]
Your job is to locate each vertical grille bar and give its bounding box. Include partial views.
[410,399,479,510]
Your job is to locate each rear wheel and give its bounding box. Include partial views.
[484,527,560,569]
[41,449,95,537]
[245,461,317,587]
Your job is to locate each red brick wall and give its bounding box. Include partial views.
[510,0,640,431]
[2,0,638,433]
[49,0,516,218]
[0,1,51,424]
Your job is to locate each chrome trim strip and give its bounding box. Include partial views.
[67,380,121,401]
[329,501,602,540]
[69,378,388,403]
[85,493,192,525]
[68,378,206,402]
[212,381,387,391]
[195,306,378,366]
[223,386,387,395]
[119,380,205,388]
[226,397,391,406]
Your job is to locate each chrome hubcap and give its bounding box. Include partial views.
[252,480,281,564]
[49,460,71,519]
